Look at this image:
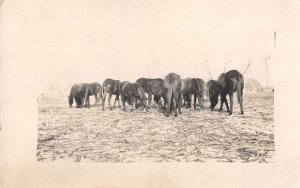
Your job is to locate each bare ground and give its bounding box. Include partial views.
[37,91,274,162]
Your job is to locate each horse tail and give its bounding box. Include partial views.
[192,78,201,93]
[100,84,106,101]
[83,87,87,107]
[207,87,210,101]
[237,78,244,104]
[138,87,147,110]
[97,85,102,102]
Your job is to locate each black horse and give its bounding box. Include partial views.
[210,70,244,115]
[101,79,121,110]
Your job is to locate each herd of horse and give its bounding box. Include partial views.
[68,69,244,117]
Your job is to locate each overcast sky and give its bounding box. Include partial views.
[2,0,300,93]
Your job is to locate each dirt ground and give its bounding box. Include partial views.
[37,90,274,162]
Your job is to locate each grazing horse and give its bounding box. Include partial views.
[68,84,80,108]
[119,81,135,107]
[163,73,182,117]
[181,78,205,109]
[136,78,163,94]
[206,80,217,102]
[101,79,121,110]
[146,79,168,108]
[193,78,205,108]
[210,70,244,115]
[120,82,147,111]
[68,83,88,108]
[84,82,102,108]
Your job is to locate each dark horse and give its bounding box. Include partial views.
[210,70,244,115]
[181,78,205,109]
[206,80,217,102]
[163,73,182,117]
[146,79,168,109]
[120,82,148,111]
[101,79,121,110]
[84,82,102,108]
[68,83,88,108]
[136,78,163,94]
[119,81,135,107]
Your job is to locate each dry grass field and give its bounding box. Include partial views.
[37,90,274,162]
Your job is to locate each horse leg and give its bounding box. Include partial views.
[237,82,244,114]
[178,93,182,114]
[224,97,230,112]
[148,93,152,108]
[219,97,224,111]
[194,94,197,109]
[108,93,112,110]
[87,96,90,108]
[75,97,80,108]
[199,94,204,108]
[173,92,179,116]
[94,94,97,105]
[181,94,184,108]
[229,93,234,115]
[121,95,126,111]
[187,93,192,108]
[135,99,138,109]
[117,94,121,108]
[166,90,172,117]
[80,96,84,108]
[113,96,117,107]
[102,89,107,111]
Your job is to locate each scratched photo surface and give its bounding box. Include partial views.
[32,0,279,162]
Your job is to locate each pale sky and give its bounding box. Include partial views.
[2,0,300,93]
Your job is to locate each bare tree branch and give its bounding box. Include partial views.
[243,58,251,75]
[206,63,212,79]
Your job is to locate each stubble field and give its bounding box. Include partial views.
[37,90,274,162]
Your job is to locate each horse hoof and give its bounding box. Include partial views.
[229,112,232,115]
[174,113,178,117]
[241,111,244,115]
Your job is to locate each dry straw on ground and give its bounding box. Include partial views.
[37,87,274,163]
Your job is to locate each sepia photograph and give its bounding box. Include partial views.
[1,0,300,187]
[34,1,276,163]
